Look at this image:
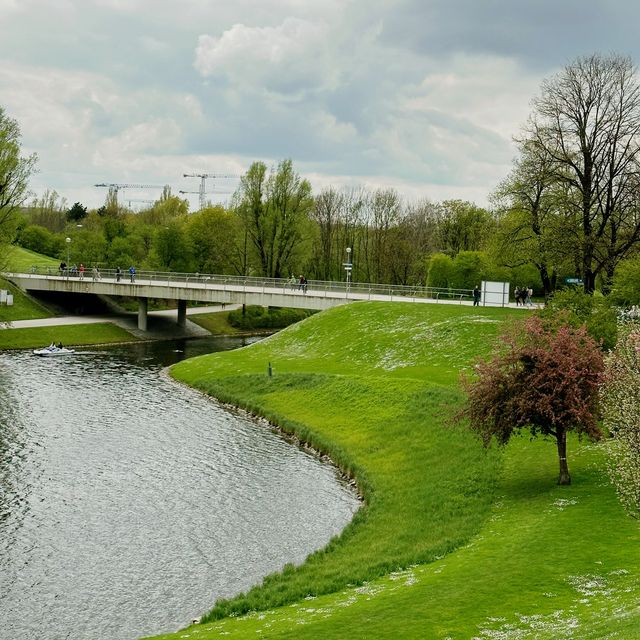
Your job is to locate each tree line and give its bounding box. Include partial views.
[4,52,640,299]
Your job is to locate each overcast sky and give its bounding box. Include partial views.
[2,0,640,211]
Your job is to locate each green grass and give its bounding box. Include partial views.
[145,301,640,640]
[0,277,53,321]
[3,245,60,272]
[189,310,247,335]
[0,322,138,350]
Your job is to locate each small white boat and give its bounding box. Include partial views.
[33,343,75,356]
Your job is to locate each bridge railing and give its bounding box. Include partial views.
[17,265,475,304]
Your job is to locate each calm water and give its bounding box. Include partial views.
[0,337,359,640]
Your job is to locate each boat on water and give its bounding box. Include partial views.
[33,343,75,356]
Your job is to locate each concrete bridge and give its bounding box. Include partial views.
[6,267,503,332]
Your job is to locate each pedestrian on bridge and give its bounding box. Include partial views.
[129,265,136,283]
[116,266,121,282]
[79,263,85,280]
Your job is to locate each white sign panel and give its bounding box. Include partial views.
[481,281,510,307]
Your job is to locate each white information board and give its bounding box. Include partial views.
[481,281,510,307]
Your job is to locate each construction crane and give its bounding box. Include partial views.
[182,173,241,210]
[94,183,164,206]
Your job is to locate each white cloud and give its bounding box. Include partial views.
[194,17,339,94]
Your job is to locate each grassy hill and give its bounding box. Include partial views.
[152,302,640,639]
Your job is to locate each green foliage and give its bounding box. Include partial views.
[227,305,315,330]
[610,255,640,306]
[426,252,453,288]
[16,224,62,257]
[449,250,490,290]
[152,302,640,640]
[601,323,640,519]
[538,287,618,349]
[436,199,495,256]
[148,221,194,271]
[66,202,88,223]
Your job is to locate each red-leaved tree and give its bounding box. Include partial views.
[462,316,604,485]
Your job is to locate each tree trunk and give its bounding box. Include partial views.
[556,428,571,485]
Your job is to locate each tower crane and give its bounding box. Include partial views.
[182,173,241,210]
[94,183,164,206]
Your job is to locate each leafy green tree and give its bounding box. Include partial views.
[610,255,640,306]
[491,140,573,298]
[187,205,241,274]
[435,200,494,256]
[149,221,193,272]
[0,106,37,264]
[538,288,618,350]
[235,159,313,278]
[426,253,453,288]
[462,316,605,485]
[449,251,490,290]
[17,224,61,257]
[66,202,88,223]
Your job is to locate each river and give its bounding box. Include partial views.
[0,337,360,640]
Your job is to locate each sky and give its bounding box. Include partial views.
[2,0,640,212]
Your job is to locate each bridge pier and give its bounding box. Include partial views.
[177,299,187,327]
[138,297,148,331]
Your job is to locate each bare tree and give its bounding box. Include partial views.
[527,53,640,292]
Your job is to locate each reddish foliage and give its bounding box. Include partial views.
[462,316,604,447]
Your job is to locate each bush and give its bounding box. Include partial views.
[538,288,617,350]
[227,305,315,330]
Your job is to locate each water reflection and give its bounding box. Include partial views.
[0,337,359,640]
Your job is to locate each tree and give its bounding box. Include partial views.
[67,202,88,223]
[0,106,37,261]
[426,253,453,288]
[601,322,640,518]
[462,316,604,485]
[235,159,313,278]
[492,140,572,298]
[434,200,494,257]
[526,53,640,293]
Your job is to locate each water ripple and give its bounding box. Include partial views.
[0,338,359,640]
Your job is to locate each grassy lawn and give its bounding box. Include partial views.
[189,309,246,335]
[0,277,53,321]
[0,322,138,350]
[3,245,60,272]
[146,301,640,640]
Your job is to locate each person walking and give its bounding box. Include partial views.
[473,285,481,306]
[79,263,85,280]
[129,265,136,283]
[116,266,121,282]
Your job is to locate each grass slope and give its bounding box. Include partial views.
[4,245,60,272]
[150,302,639,640]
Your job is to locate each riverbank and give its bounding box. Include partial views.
[152,301,640,640]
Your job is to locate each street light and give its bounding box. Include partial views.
[344,247,352,296]
[65,237,71,272]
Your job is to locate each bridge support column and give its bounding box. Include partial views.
[177,299,187,327]
[138,297,148,331]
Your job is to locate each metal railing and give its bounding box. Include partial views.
[16,264,476,304]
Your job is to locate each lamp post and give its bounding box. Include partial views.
[65,237,71,274]
[344,247,352,296]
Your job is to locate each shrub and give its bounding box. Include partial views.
[227,305,315,330]
[538,288,618,350]
[601,322,640,519]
